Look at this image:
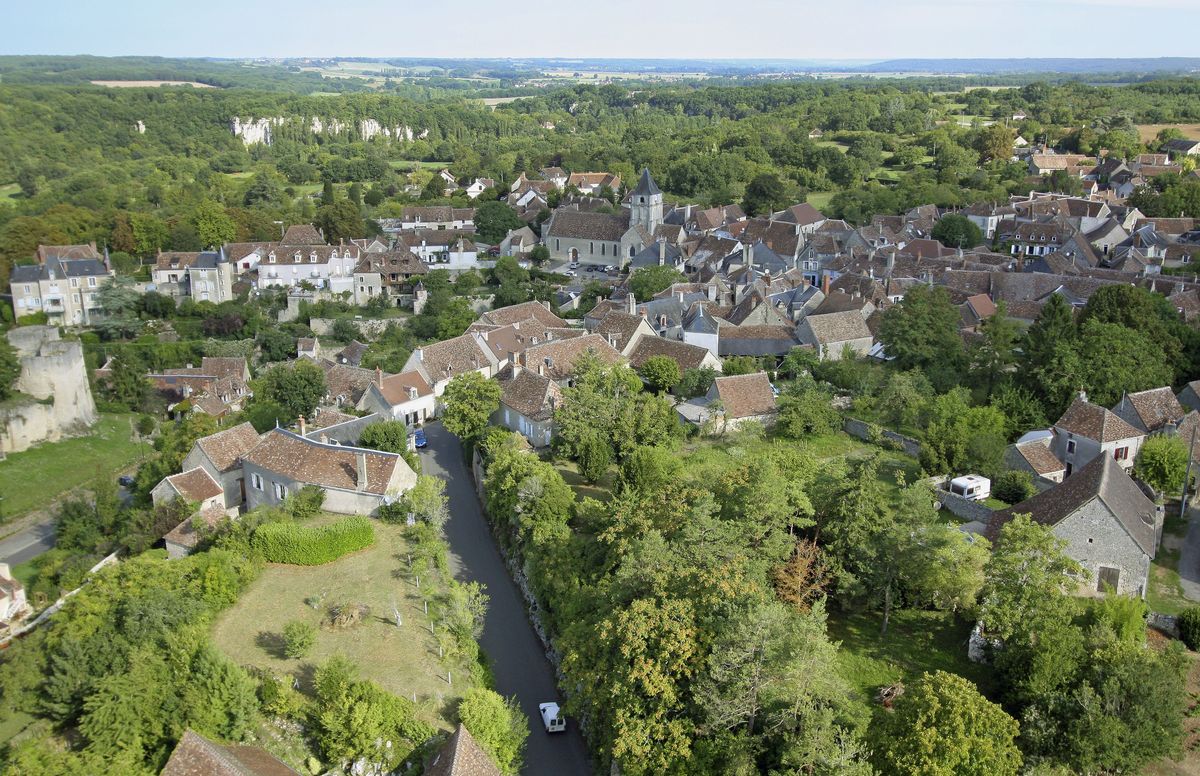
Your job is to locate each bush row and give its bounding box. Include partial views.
[253,516,374,565]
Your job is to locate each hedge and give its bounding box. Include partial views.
[253,517,375,565]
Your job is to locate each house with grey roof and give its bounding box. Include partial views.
[152,250,235,303]
[493,365,562,448]
[1111,387,1186,434]
[796,310,874,360]
[987,455,1160,597]
[10,250,114,325]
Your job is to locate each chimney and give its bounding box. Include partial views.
[376,366,383,386]
[512,353,522,377]
[596,294,604,308]
[746,242,755,266]
[356,452,368,491]
[627,293,636,314]
[821,274,831,295]
[640,308,647,319]
[319,433,329,444]
[708,283,717,302]
[1078,390,1089,403]
[658,240,666,264]
[677,290,685,304]
[298,415,307,436]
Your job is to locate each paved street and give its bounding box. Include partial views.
[419,423,593,776]
[1177,504,1200,601]
[0,518,56,567]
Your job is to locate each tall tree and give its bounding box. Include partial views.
[254,361,327,423]
[876,285,966,391]
[441,371,502,442]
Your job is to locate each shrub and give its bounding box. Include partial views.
[252,517,374,565]
[1179,606,1200,650]
[993,470,1035,505]
[282,620,317,658]
[457,688,529,775]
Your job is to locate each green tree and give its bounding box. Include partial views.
[979,514,1081,643]
[130,213,169,257]
[0,338,21,400]
[396,475,449,529]
[931,214,983,249]
[992,470,1034,505]
[193,201,236,248]
[875,671,1021,776]
[742,173,790,217]
[441,371,502,442]
[358,420,411,454]
[776,386,840,438]
[629,266,685,303]
[638,355,681,394]
[255,361,327,423]
[877,285,965,391]
[282,620,316,658]
[674,366,718,398]
[101,353,150,411]
[474,201,524,244]
[1134,434,1190,497]
[720,356,757,377]
[330,317,360,343]
[975,123,1014,162]
[456,688,530,775]
[255,328,296,362]
[315,199,365,243]
[969,301,1019,397]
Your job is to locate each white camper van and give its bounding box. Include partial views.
[539,702,566,733]
[949,475,991,502]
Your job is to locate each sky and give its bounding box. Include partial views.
[5,0,1200,60]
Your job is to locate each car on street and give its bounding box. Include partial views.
[539,702,566,733]
[412,428,428,449]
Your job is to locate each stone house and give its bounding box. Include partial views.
[1006,436,1067,484]
[1111,387,1186,434]
[152,250,235,303]
[357,369,437,426]
[151,467,227,514]
[425,724,502,776]
[627,335,723,375]
[181,422,263,509]
[987,455,1160,597]
[796,310,874,360]
[518,334,625,386]
[493,366,562,448]
[241,429,417,516]
[678,372,777,431]
[403,333,499,397]
[1049,396,1145,476]
[10,249,112,326]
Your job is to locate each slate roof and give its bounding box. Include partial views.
[165,467,224,502]
[1014,438,1067,476]
[194,422,262,473]
[499,369,561,421]
[424,724,502,776]
[161,729,299,776]
[155,251,221,270]
[628,335,714,371]
[988,454,1157,555]
[713,372,777,419]
[336,340,369,367]
[244,429,406,495]
[1054,398,1143,443]
[631,168,662,197]
[401,206,476,223]
[10,256,109,283]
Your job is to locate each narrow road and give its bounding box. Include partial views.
[420,423,592,776]
[1177,504,1200,601]
[0,518,55,567]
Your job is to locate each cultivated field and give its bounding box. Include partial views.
[210,516,476,728]
[1137,123,1200,143]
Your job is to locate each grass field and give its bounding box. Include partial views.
[1138,124,1200,143]
[807,191,836,211]
[388,160,452,171]
[828,608,994,704]
[211,516,476,729]
[0,183,20,200]
[0,413,146,523]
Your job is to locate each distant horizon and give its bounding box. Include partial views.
[6,0,1200,60]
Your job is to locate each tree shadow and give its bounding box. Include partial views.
[293,661,318,695]
[255,630,287,659]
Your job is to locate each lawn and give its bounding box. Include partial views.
[210,515,476,729]
[388,160,453,171]
[0,413,147,523]
[827,608,994,706]
[1148,508,1192,615]
[0,183,20,200]
[807,191,836,211]
[1137,123,1200,143]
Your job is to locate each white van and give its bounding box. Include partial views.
[949,475,991,501]
[539,702,566,733]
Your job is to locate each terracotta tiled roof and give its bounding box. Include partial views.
[988,455,1157,555]
[520,334,624,381]
[201,357,248,381]
[1015,439,1066,476]
[165,467,224,502]
[1054,398,1142,443]
[500,369,561,421]
[279,224,326,246]
[480,301,569,328]
[801,310,872,345]
[628,336,713,371]
[417,334,494,382]
[424,724,502,776]
[1117,387,1185,432]
[195,422,262,473]
[377,371,434,405]
[713,372,777,420]
[243,429,407,495]
[594,311,648,352]
[307,406,357,431]
[163,504,227,552]
[161,729,300,776]
[35,243,101,263]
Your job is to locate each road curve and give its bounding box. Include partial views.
[419,423,593,776]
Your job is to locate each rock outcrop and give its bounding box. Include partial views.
[1,327,97,454]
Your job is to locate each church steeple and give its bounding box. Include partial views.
[629,168,663,233]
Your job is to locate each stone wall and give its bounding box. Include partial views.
[309,318,392,339]
[842,417,922,458]
[925,475,997,523]
[1,327,97,454]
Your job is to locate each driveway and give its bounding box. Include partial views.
[419,424,592,776]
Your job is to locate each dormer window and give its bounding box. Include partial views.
[309,252,318,264]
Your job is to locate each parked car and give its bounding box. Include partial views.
[412,428,428,449]
[118,475,136,488]
[568,261,580,269]
[539,702,566,733]
[603,265,616,273]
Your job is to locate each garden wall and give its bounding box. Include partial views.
[842,417,922,458]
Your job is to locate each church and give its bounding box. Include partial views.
[543,168,664,268]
